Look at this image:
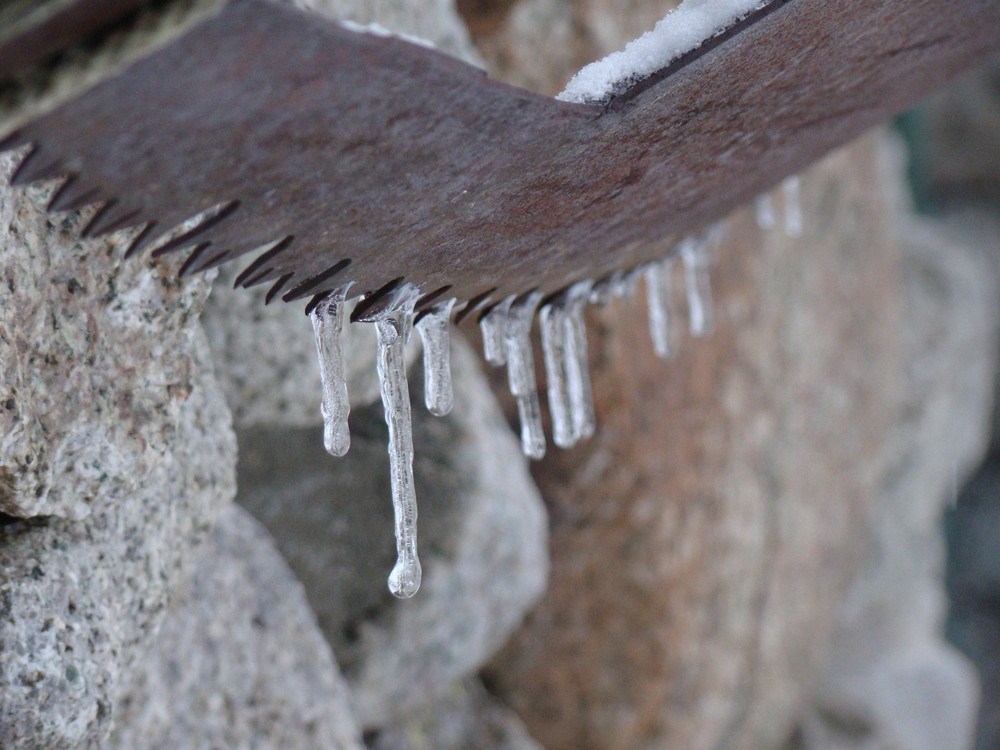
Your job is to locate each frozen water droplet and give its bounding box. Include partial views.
[310,288,351,457]
[480,297,513,366]
[755,193,775,230]
[504,293,546,459]
[415,299,455,417]
[782,176,803,238]
[371,285,422,599]
[681,236,714,338]
[644,257,675,359]
[543,282,596,448]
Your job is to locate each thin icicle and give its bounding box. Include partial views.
[415,299,455,417]
[754,193,775,230]
[372,287,422,599]
[310,288,351,457]
[564,282,595,443]
[542,282,595,448]
[782,175,803,238]
[504,293,546,459]
[539,301,574,448]
[681,236,714,337]
[644,257,675,359]
[613,266,643,300]
[480,297,513,366]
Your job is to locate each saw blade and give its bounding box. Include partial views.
[2,0,998,320]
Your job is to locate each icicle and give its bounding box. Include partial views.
[590,267,640,306]
[504,293,546,459]
[539,301,572,447]
[415,299,455,417]
[681,236,714,337]
[372,287,422,599]
[782,175,803,238]
[563,282,595,443]
[613,266,643,300]
[644,257,675,359]
[480,296,513,366]
[309,288,351,457]
[754,193,775,230]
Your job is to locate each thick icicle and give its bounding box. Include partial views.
[782,175,803,238]
[504,293,546,459]
[309,288,351,457]
[681,236,714,337]
[372,288,422,599]
[755,193,775,230]
[480,296,513,366]
[415,299,455,417]
[644,257,675,359]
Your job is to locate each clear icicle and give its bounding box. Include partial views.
[644,257,675,359]
[539,301,574,448]
[782,175,803,238]
[564,282,595,443]
[309,288,351,457]
[504,293,546,459]
[755,193,775,230]
[681,236,714,338]
[415,299,455,417]
[480,297,513,366]
[372,290,422,599]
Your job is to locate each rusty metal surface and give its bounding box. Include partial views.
[3,0,999,318]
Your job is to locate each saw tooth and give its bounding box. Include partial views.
[454,288,496,324]
[81,199,143,238]
[149,200,241,257]
[414,285,453,312]
[10,145,65,186]
[351,277,406,322]
[265,273,295,305]
[124,221,158,259]
[281,259,353,303]
[80,198,118,238]
[194,248,233,273]
[242,267,280,289]
[0,130,27,152]
[233,236,295,289]
[178,243,211,276]
[47,175,102,212]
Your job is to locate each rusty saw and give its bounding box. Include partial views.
[0,0,998,320]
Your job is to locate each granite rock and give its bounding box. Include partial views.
[109,506,364,750]
[368,679,544,750]
[798,210,998,750]
[0,332,235,749]
[0,151,219,519]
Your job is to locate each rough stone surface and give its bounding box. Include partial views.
[0,333,235,749]
[0,151,220,519]
[797,210,997,750]
[485,134,902,750]
[237,335,548,729]
[109,506,364,750]
[368,678,544,750]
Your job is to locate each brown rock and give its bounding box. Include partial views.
[486,134,902,750]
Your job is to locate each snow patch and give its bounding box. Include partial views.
[558,0,770,104]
